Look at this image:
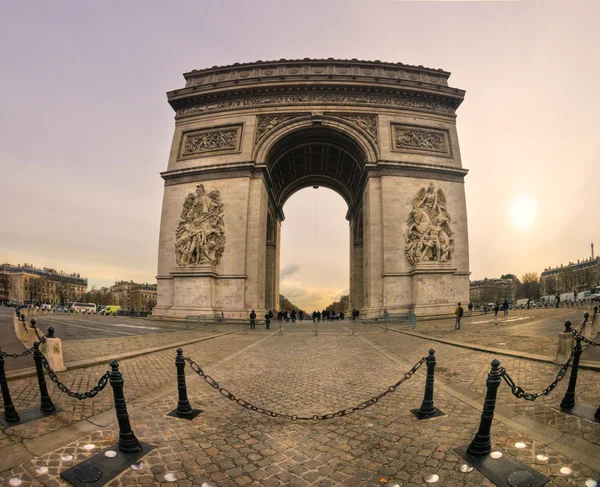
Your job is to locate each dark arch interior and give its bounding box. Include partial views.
[266,127,366,209]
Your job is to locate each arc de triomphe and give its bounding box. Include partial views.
[154,59,469,319]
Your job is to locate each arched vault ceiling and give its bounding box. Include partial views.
[266,128,366,209]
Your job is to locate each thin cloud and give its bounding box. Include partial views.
[280,264,300,279]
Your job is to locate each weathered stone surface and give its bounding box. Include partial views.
[155,59,470,319]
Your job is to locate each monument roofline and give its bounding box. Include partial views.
[167,58,465,113]
[182,58,452,78]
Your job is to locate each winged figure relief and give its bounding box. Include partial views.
[405,183,454,265]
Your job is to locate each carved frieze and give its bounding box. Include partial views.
[405,183,454,266]
[179,126,242,159]
[392,125,450,156]
[330,114,378,143]
[175,184,226,267]
[177,93,454,118]
[255,115,303,145]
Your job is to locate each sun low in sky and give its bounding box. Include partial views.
[508,196,538,231]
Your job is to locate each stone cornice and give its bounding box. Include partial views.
[173,59,461,97]
[167,60,465,117]
[171,86,460,120]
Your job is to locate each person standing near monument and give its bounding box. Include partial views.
[502,299,509,316]
[455,302,464,330]
[264,311,270,330]
[249,309,256,330]
[468,302,473,315]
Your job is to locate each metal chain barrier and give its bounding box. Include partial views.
[0,346,35,359]
[571,328,599,347]
[40,353,110,400]
[185,355,427,420]
[500,346,575,401]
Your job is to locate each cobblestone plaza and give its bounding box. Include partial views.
[1,310,600,486]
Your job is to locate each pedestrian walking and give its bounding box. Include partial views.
[468,302,473,315]
[494,302,499,317]
[455,302,464,330]
[264,312,270,330]
[249,309,256,330]
[502,299,509,316]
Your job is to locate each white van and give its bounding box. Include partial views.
[560,292,575,303]
[70,302,97,313]
[540,295,556,306]
[577,291,591,301]
[515,298,529,309]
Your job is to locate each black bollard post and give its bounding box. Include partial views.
[467,359,502,456]
[109,360,142,452]
[560,337,582,410]
[168,349,201,419]
[0,354,20,425]
[33,342,56,413]
[411,349,446,419]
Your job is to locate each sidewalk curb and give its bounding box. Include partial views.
[388,328,600,371]
[5,329,241,381]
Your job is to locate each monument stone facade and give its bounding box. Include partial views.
[154,59,470,319]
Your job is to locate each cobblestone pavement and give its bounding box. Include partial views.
[0,332,265,450]
[367,331,600,446]
[410,308,589,356]
[1,328,599,486]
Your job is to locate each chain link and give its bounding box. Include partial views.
[0,346,35,359]
[571,328,598,347]
[0,335,48,359]
[185,355,427,420]
[500,346,575,401]
[40,353,110,400]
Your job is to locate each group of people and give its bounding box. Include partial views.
[455,298,510,329]
[248,308,351,329]
[480,299,510,317]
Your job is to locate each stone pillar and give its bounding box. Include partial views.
[581,321,593,340]
[41,337,66,372]
[13,313,29,345]
[556,328,574,364]
[362,178,384,317]
[244,178,268,315]
[265,243,276,312]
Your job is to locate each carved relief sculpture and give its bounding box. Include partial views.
[177,93,454,117]
[393,126,449,155]
[333,114,378,143]
[175,185,226,266]
[405,183,454,266]
[255,115,301,144]
[180,126,241,158]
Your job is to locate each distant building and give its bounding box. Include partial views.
[109,281,157,312]
[540,254,600,296]
[469,276,519,306]
[0,263,87,305]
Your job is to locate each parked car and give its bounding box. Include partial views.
[101,305,121,316]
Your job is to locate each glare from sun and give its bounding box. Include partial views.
[509,196,538,230]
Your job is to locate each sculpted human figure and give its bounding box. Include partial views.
[405,183,454,265]
[175,184,226,266]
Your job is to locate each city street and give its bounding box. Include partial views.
[0,307,187,371]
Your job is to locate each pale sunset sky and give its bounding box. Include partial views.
[1,0,598,310]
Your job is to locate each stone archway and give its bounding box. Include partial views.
[261,124,370,313]
[154,59,470,319]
